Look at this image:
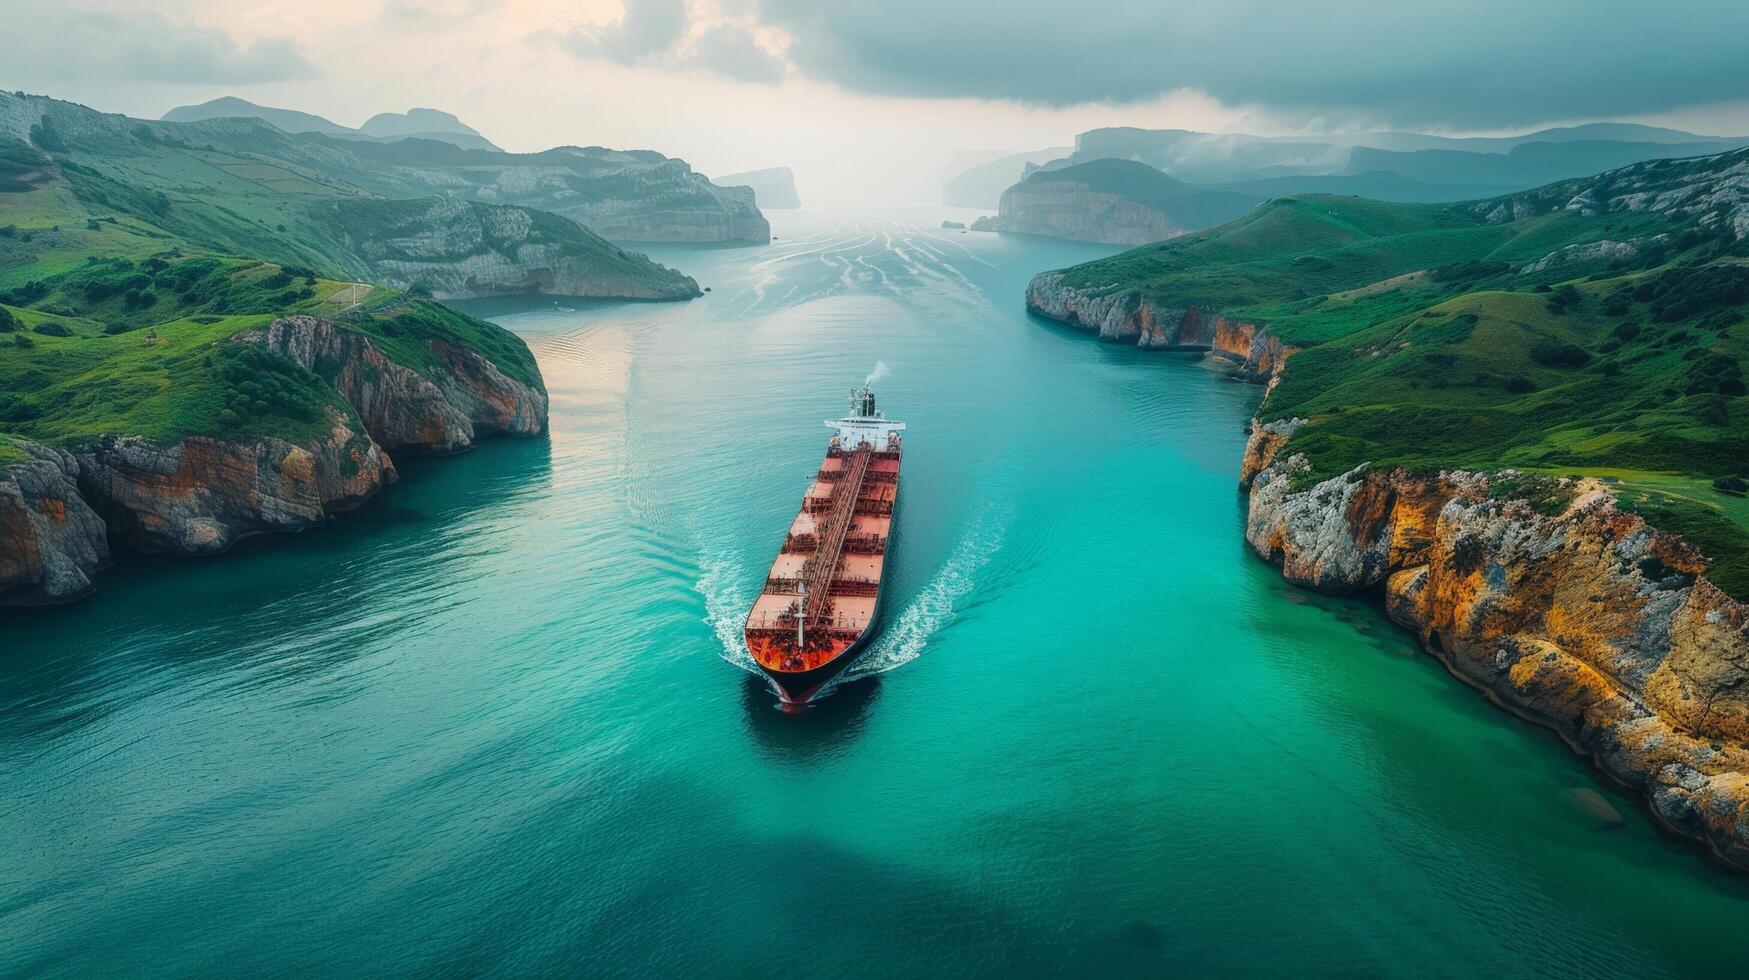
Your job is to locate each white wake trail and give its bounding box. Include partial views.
[698,551,758,673]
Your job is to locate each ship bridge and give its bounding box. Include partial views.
[826,385,905,452]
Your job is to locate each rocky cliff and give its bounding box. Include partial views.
[1,313,548,605]
[973,181,1181,245]
[76,413,394,556]
[241,315,548,454]
[1026,272,1288,380]
[0,442,109,604]
[1243,428,1749,870]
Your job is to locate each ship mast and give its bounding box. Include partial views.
[796,580,806,649]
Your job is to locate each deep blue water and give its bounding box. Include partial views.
[3,208,1749,977]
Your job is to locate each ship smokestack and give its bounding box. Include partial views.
[860,389,876,417]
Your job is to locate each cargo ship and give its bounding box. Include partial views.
[745,386,905,706]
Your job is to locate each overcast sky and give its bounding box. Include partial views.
[7,0,1749,203]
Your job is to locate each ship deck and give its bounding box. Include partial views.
[745,443,901,674]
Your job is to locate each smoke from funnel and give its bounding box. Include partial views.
[865,361,889,386]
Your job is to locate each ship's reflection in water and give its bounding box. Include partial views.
[740,672,882,761]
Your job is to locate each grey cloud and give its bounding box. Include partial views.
[758,0,1749,128]
[561,0,688,64]
[685,24,785,84]
[7,4,315,85]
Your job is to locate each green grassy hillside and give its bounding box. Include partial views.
[0,252,539,450]
[0,91,696,297]
[1049,150,1749,595]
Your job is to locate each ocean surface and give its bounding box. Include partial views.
[4,207,1749,977]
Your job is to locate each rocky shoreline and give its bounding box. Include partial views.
[0,314,547,606]
[1029,273,1749,872]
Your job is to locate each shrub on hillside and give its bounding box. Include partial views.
[1530,340,1591,368]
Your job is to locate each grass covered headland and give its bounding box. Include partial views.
[0,253,540,451]
[1049,149,1749,596]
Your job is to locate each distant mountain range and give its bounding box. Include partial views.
[0,91,701,298]
[949,122,1749,214]
[942,147,1072,208]
[145,95,770,245]
[162,97,502,152]
[956,121,1749,243]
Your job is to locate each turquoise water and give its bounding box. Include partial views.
[4,208,1749,976]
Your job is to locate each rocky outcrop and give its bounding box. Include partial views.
[241,316,547,454]
[0,442,109,604]
[1244,441,1749,871]
[971,158,1259,245]
[1519,238,1651,274]
[973,181,1182,245]
[327,197,700,301]
[459,147,771,244]
[1474,146,1749,239]
[75,414,394,555]
[1026,272,1289,380]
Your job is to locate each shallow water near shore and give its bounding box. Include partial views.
[4,207,1749,976]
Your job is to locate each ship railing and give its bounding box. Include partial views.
[782,533,818,551]
[747,614,868,636]
[815,468,842,481]
[853,498,893,516]
[763,576,802,595]
[829,579,880,597]
[864,470,896,484]
[842,533,885,554]
[746,609,801,631]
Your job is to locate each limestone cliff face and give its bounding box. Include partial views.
[328,197,701,301]
[972,182,1182,245]
[1243,438,1749,871]
[1026,272,1288,380]
[3,315,549,605]
[240,316,547,454]
[1029,271,1749,867]
[467,150,772,245]
[0,442,109,604]
[76,414,394,555]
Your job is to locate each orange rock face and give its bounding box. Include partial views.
[1246,439,1749,871]
[1025,274,1294,379]
[76,412,395,555]
[3,314,549,604]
